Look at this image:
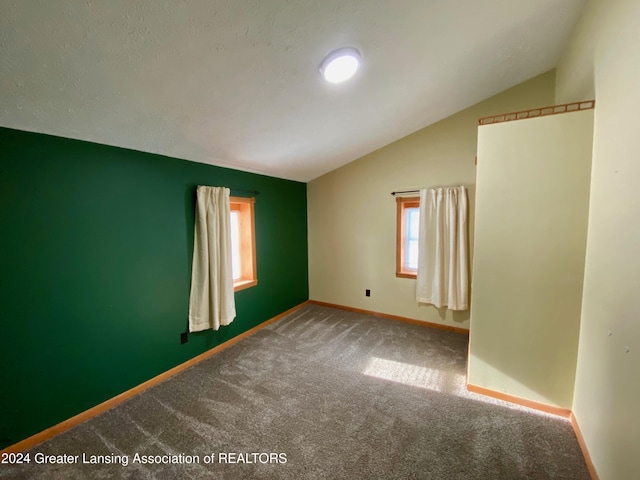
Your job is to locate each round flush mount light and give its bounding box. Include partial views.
[319,47,362,84]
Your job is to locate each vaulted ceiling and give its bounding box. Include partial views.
[1,0,586,181]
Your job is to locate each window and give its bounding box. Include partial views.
[396,196,420,278]
[230,196,257,291]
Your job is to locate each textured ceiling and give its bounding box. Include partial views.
[1,0,586,182]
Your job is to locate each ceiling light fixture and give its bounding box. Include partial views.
[319,47,362,84]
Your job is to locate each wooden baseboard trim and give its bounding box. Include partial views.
[308,300,469,334]
[1,300,309,454]
[466,383,571,418]
[570,413,600,480]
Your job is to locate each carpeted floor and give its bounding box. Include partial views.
[1,304,590,479]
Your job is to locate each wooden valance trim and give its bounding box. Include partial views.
[478,100,595,126]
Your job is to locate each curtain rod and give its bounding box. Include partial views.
[390,190,419,196]
[392,185,467,196]
[230,189,260,196]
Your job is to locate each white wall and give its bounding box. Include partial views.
[556,0,640,477]
[307,71,556,329]
[469,110,593,409]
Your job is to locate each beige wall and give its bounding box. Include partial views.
[556,0,640,478]
[469,110,593,409]
[308,71,555,329]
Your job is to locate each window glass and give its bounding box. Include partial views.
[230,210,241,280]
[405,208,420,271]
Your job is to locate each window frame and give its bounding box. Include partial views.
[396,196,420,279]
[229,196,257,291]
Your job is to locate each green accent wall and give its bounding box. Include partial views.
[0,127,309,449]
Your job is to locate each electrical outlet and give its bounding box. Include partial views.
[365,289,371,297]
[180,332,188,344]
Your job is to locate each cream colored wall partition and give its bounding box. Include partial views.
[307,71,556,330]
[468,109,593,409]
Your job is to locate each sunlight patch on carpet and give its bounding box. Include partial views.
[362,356,566,420]
[363,357,465,394]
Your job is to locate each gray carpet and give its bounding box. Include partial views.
[1,304,590,479]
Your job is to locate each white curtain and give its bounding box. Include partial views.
[188,186,236,332]
[416,186,469,310]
